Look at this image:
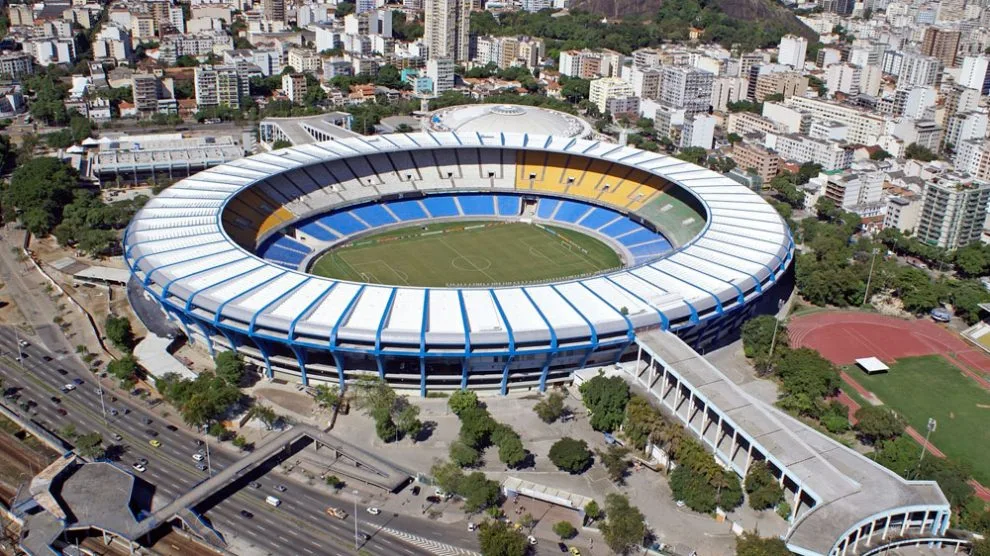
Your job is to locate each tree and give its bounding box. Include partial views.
[497,433,526,468]
[584,500,602,522]
[905,142,937,162]
[622,395,666,451]
[870,148,892,160]
[448,389,479,415]
[854,406,906,443]
[478,520,528,556]
[533,391,566,423]
[741,315,786,359]
[450,440,481,467]
[431,460,465,495]
[325,475,343,489]
[214,350,245,385]
[727,132,742,144]
[953,243,990,277]
[548,437,592,473]
[599,493,646,554]
[552,521,577,539]
[395,400,423,440]
[375,414,398,441]
[578,374,630,432]
[460,471,501,512]
[313,383,341,411]
[972,538,990,556]
[744,462,784,510]
[675,147,708,165]
[597,444,630,484]
[735,533,792,556]
[5,157,78,236]
[106,355,139,386]
[775,348,840,416]
[76,432,104,459]
[815,196,840,221]
[248,405,278,430]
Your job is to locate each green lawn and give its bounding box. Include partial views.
[852,355,990,483]
[309,221,621,287]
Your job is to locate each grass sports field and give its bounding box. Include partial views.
[309,221,621,287]
[851,355,990,483]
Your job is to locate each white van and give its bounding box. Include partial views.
[265,496,281,507]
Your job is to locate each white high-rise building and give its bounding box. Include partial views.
[898,53,943,87]
[916,173,990,249]
[944,111,989,149]
[194,65,243,109]
[424,0,470,61]
[426,58,454,95]
[589,77,635,114]
[825,63,862,96]
[778,34,807,69]
[659,66,714,117]
[281,73,307,103]
[959,56,990,95]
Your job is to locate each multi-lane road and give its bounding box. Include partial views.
[0,327,483,556]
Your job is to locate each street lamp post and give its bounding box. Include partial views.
[918,418,937,468]
[862,247,881,306]
[203,425,213,477]
[768,299,786,359]
[97,384,108,427]
[353,490,360,550]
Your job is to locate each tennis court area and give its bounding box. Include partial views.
[309,221,622,287]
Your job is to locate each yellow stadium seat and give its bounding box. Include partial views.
[566,159,612,200]
[531,153,570,193]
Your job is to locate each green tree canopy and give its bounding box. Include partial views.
[905,142,937,162]
[854,406,906,444]
[533,390,567,423]
[552,520,577,539]
[735,533,792,556]
[744,461,785,510]
[599,493,646,554]
[214,351,245,385]
[548,437,592,473]
[478,520,528,556]
[5,157,78,236]
[104,315,135,352]
[578,374,630,431]
[741,315,787,359]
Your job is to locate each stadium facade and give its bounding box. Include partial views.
[125,133,958,555]
[125,132,793,393]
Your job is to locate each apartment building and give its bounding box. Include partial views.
[659,66,714,117]
[777,34,807,69]
[958,56,990,95]
[194,65,243,109]
[287,48,321,72]
[916,173,990,249]
[131,73,177,113]
[954,139,990,181]
[753,71,808,101]
[730,142,779,185]
[0,52,34,79]
[473,36,543,69]
[944,111,988,151]
[884,193,923,233]
[768,133,853,171]
[426,58,454,95]
[558,49,623,79]
[262,0,286,22]
[282,74,307,103]
[897,53,943,87]
[424,0,470,61]
[921,27,961,67]
[727,111,779,137]
[626,66,662,100]
[711,77,747,112]
[589,77,636,114]
[784,97,886,145]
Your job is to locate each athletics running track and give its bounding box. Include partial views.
[788,311,990,501]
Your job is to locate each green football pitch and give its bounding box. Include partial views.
[309,221,622,287]
[851,355,990,484]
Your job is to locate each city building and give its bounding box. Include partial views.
[953,139,990,181]
[921,27,961,67]
[425,58,454,95]
[0,52,34,79]
[884,192,923,233]
[730,142,780,186]
[767,133,853,171]
[194,65,243,109]
[258,113,357,146]
[558,49,623,79]
[659,66,714,117]
[711,77,747,112]
[287,48,321,73]
[944,111,988,151]
[680,113,715,149]
[624,66,662,100]
[753,71,808,102]
[262,0,286,22]
[784,97,886,145]
[88,132,244,184]
[958,56,990,95]
[916,173,990,249]
[777,34,808,69]
[589,77,636,114]
[282,73,307,104]
[897,53,943,88]
[424,0,470,61]
[132,73,177,114]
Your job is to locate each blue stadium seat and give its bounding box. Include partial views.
[577,207,621,230]
[389,200,428,221]
[263,245,306,266]
[553,200,593,223]
[629,241,671,259]
[319,212,368,236]
[458,195,496,216]
[271,235,311,255]
[496,195,521,216]
[536,199,560,219]
[618,229,663,247]
[351,204,397,227]
[422,196,460,217]
[599,218,640,238]
[298,221,338,241]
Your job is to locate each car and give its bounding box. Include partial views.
[72,378,83,385]
[112,433,123,442]
[528,536,538,546]
[145,429,158,437]
[193,439,204,446]
[249,481,261,489]
[558,543,568,553]
[569,548,581,556]
[675,500,686,508]
[366,507,381,515]
[62,384,76,392]
[359,532,370,541]
[142,417,153,425]
[109,408,119,416]
[49,396,60,404]
[240,510,253,519]
[136,458,148,466]
[132,463,146,472]
[56,408,68,416]
[434,488,445,497]
[18,340,29,347]
[165,424,178,432]
[192,453,205,462]
[42,355,52,362]
[56,369,67,376]
[196,463,208,471]
[467,522,476,532]
[411,485,420,496]
[274,484,287,492]
[426,495,441,504]
[149,439,162,448]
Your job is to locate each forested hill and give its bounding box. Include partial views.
[470,0,817,54]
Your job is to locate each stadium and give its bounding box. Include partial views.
[124,133,962,556]
[124,131,793,393]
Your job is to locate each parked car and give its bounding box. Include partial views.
[411,486,420,496]
[72,378,83,385]
[274,484,287,492]
[249,481,261,489]
[56,369,68,376]
[132,463,146,473]
[192,453,205,462]
[240,510,253,519]
[61,384,76,392]
[366,507,381,515]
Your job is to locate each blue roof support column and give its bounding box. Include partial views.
[251,337,274,379]
[521,289,557,393]
[217,327,239,351]
[192,319,216,358]
[457,291,471,391]
[375,288,398,381]
[330,285,366,391]
[419,290,430,398]
[168,307,195,347]
[490,291,517,396]
[551,285,597,371]
[290,345,308,386]
[330,350,346,389]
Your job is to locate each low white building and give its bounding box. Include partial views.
[767,133,853,171]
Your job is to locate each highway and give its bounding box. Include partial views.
[0,327,478,556]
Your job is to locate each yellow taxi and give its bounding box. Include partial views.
[149,439,162,448]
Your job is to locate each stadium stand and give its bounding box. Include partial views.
[496,195,521,216]
[458,195,497,216]
[422,196,460,217]
[388,199,429,221]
